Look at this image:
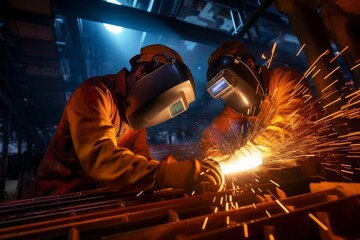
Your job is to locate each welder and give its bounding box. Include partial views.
[200,40,320,173]
[26,44,223,198]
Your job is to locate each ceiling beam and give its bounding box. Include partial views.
[53,0,233,46]
[235,0,275,37]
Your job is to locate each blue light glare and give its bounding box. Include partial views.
[103,0,123,34]
[103,23,123,34]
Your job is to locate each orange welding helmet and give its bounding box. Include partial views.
[126,44,195,129]
[206,40,264,116]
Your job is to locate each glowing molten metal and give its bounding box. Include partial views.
[219,142,265,175]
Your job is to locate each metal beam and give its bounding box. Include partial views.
[53,0,232,46]
[235,0,275,38]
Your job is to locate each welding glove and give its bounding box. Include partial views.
[156,155,224,194]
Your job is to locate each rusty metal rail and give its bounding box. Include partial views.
[183,194,360,240]
[0,169,359,240]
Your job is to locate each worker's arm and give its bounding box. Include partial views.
[67,84,223,193]
[214,67,314,172]
[200,105,249,159]
[67,84,159,191]
[250,67,316,158]
[127,128,154,160]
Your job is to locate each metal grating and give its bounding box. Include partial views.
[0,167,359,239]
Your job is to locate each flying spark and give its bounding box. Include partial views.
[265,210,271,218]
[296,43,306,56]
[207,46,360,183]
[329,46,349,63]
[244,223,249,238]
[350,62,360,70]
[308,213,328,231]
[324,66,340,79]
[270,179,280,187]
[276,199,290,214]
[312,69,321,78]
[202,217,209,230]
[267,42,277,68]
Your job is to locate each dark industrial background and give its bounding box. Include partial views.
[0,0,359,238]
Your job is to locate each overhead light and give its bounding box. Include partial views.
[103,23,123,34]
[103,0,123,34]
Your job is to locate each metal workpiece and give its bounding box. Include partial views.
[0,167,359,239]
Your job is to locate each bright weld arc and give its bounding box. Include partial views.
[215,48,360,194]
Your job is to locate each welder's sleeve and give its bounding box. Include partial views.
[129,128,154,160]
[66,85,159,191]
[200,105,249,159]
[250,67,314,154]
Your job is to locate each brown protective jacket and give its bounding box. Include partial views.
[200,66,319,159]
[26,69,160,197]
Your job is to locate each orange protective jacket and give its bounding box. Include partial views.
[26,69,160,197]
[200,66,319,159]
